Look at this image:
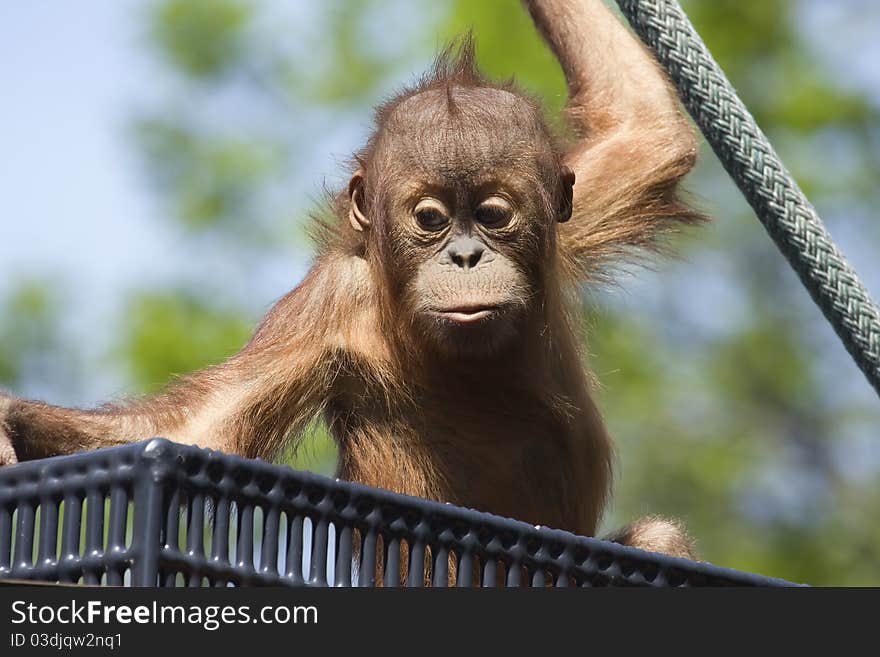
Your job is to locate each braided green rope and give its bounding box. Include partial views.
[615,0,880,396]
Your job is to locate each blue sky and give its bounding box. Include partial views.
[1,1,164,295]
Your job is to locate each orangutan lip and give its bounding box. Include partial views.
[434,306,498,323]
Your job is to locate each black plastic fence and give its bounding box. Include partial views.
[0,439,799,587]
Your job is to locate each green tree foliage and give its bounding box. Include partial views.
[0,280,82,401]
[0,281,65,387]
[114,291,253,392]
[135,118,283,232]
[151,0,251,78]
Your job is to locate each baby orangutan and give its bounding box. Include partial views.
[0,0,701,559]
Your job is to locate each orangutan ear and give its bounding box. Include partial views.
[348,170,370,232]
[557,166,575,223]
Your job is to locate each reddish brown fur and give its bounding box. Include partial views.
[0,0,703,558]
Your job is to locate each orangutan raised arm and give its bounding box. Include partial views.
[525,0,703,280]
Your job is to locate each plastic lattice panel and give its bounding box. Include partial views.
[0,440,800,587]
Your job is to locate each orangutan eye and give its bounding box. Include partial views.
[414,199,449,230]
[475,197,513,227]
